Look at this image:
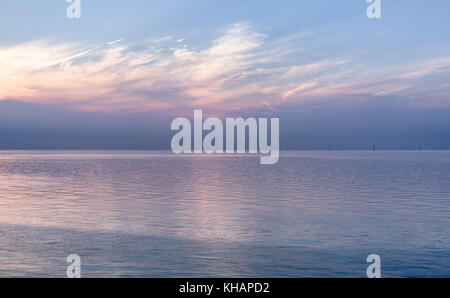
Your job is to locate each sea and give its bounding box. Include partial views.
[0,150,449,277]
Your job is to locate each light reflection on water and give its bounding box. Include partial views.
[0,151,449,277]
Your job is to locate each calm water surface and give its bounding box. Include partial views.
[0,151,449,277]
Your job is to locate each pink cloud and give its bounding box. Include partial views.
[1,23,450,114]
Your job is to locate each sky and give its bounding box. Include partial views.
[0,0,449,149]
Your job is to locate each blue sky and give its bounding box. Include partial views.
[0,1,449,148]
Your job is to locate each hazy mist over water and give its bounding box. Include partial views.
[0,151,449,277]
[1,99,450,150]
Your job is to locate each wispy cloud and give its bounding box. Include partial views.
[1,22,449,113]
